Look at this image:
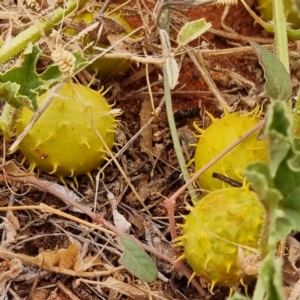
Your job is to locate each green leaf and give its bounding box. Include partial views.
[267,132,290,178]
[38,52,89,93]
[287,151,300,171]
[0,44,41,110]
[283,209,300,232]
[0,44,89,112]
[246,162,273,193]
[273,157,300,199]
[246,163,283,209]
[250,42,292,102]
[293,137,300,152]
[177,19,211,45]
[38,64,63,93]
[118,234,158,283]
[266,101,291,137]
[246,100,300,247]
[0,81,35,109]
[246,101,300,250]
[274,213,296,240]
[265,101,292,177]
[0,44,89,137]
[73,52,89,72]
[253,255,285,300]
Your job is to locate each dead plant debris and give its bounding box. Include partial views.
[0,0,299,299]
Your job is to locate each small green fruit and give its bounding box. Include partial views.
[256,0,300,29]
[176,187,265,290]
[193,109,268,190]
[15,83,118,180]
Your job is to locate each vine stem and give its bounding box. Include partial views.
[0,0,88,65]
[272,0,289,72]
[159,5,197,200]
[163,65,197,200]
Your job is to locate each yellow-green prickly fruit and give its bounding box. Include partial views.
[193,109,268,190]
[176,187,265,290]
[256,0,300,29]
[15,83,118,180]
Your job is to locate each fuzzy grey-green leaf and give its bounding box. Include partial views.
[254,255,285,300]
[251,42,292,102]
[177,19,211,45]
[118,234,158,283]
[165,57,179,89]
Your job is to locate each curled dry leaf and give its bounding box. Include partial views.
[0,258,22,294]
[73,254,102,272]
[3,160,25,176]
[236,247,262,277]
[40,180,87,212]
[108,191,131,233]
[282,237,300,300]
[6,211,20,231]
[0,213,19,246]
[39,243,79,270]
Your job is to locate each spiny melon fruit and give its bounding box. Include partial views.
[15,83,118,181]
[193,109,268,190]
[175,186,265,291]
[256,0,300,29]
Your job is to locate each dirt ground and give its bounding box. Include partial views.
[0,0,298,299]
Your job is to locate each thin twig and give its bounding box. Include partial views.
[9,83,64,152]
[0,174,174,264]
[154,0,216,28]
[96,98,165,173]
[99,0,113,14]
[188,49,230,112]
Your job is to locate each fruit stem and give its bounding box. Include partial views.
[0,0,88,65]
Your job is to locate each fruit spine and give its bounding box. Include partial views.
[192,107,268,190]
[15,83,119,183]
[175,186,265,292]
